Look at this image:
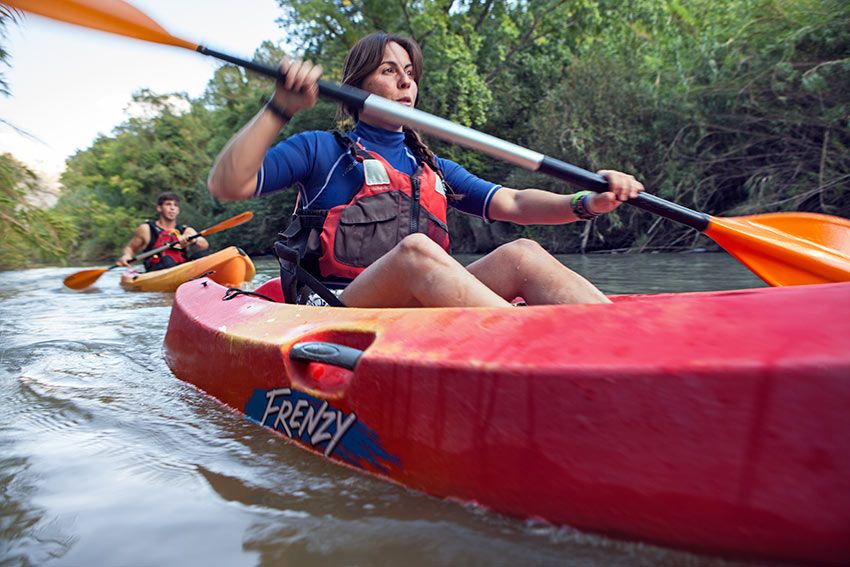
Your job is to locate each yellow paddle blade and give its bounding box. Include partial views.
[63,267,110,290]
[7,0,197,50]
[705,212,850,286]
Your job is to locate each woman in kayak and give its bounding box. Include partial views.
[208,32,643,307]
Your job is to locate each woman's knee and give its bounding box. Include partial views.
[395,233,452,265]
[495,238,547,261]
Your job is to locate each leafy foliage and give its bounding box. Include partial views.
[0,154,75,269]
[507,0,850,251]
[0,6,17,98]
[2,0,848,267]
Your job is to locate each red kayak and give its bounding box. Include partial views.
[164,277,850,564]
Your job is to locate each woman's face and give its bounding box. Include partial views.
[359,41,417,130]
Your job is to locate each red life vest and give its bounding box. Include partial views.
[281,134,450,283]
[143,221,188,271]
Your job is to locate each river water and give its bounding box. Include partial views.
[1,254,766,566]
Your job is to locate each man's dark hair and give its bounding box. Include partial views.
[157,192,180,206]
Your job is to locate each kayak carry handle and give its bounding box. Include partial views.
[290,341,364,371]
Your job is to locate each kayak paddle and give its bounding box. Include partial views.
[16,0,850,286]
[63,210,254,290]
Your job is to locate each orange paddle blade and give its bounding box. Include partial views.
[6,0,197,50]
[705,212,850,286]
[63,267,110,290]
[199,211,254,237]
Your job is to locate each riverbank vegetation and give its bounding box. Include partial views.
[2,0,848,268]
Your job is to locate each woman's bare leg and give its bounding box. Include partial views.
[466,239,610,304]
[341,233,512,308]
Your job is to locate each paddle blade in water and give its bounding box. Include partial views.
[7,0,197,50]
[705,212,850,286]
[63,267,109,290]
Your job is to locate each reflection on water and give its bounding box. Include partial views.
[0,255,762,565]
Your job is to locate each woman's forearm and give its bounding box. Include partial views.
[487,170,643,224]
[487,187,579,225]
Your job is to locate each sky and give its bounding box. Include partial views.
[0,0,288,189]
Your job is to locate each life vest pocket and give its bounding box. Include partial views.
[421,209,451,251]
[334,191,401,267]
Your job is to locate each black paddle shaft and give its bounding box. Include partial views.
[538,158,710,231]
[198,46,710,232]
[197,46,370,111]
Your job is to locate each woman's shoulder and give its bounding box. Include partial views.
[282,129,342,146]
[434,154,464,173]
[271,129,349,159]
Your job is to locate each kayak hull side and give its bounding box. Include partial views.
[120,246,255,292]
[164,278,850,563]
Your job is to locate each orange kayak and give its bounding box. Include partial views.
[120,246,255,292]
[164,276,850,563]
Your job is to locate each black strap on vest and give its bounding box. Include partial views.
[144,220,186,253]
[143,220,187,270]
[332,130,372,162]
[269,132,359,307]
[274,240,345,307]
[280,211,326,238]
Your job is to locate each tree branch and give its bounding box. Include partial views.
[474,0,496,29]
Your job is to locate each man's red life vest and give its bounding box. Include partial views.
[281,134,450,283]
[143,221,188,271]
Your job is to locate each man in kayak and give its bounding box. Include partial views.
[208,32,644,307]
[116,192,210,271]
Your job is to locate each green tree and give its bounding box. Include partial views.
[0,154,75,269]
[0,6,18,99]
[507,0,850,251]
[57,89,217,260]
[41,0,850,264]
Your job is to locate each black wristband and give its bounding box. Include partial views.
[265,97,293,122]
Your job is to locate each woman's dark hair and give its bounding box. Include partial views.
[340,32,458,199]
